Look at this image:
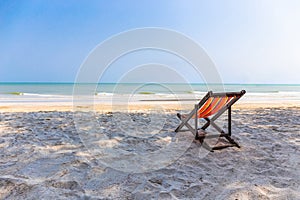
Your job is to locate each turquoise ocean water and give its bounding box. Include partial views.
[1,83,300,96]
[0,83,300,104]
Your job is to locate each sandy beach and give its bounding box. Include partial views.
[2,0,300,199]
[0,100,299,199]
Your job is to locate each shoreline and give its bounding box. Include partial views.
[1,101,300,112]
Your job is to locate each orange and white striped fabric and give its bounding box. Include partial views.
[197,96,234,118]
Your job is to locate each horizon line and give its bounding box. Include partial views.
[0,81,300,85]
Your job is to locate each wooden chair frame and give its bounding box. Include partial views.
[175,90,246,151]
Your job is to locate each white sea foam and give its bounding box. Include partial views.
[22,93,57,97]
[95,92,114,96]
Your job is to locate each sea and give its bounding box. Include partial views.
[0,83,300,104]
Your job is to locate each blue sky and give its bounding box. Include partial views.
[1,0,299,83]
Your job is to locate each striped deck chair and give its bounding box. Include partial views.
[175,90,246,151]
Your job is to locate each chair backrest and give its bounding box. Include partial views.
[197,90,245,118]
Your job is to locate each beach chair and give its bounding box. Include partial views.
[175,90,246,151]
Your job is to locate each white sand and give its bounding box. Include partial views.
[0,104,299,199]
